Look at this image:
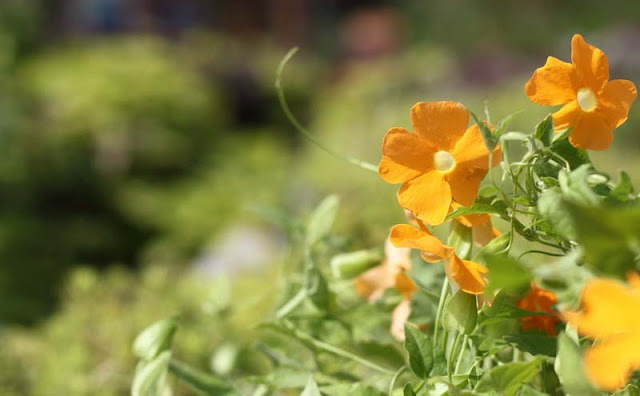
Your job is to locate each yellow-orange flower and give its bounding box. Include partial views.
[525,34,637,150]
[355,237,418,341]
[355,237,415,301]
[516,282,558,336]
[379,102,501,226]
[389,223,488,294]
[564,274,640,391]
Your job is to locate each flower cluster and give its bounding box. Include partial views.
[360,33,638,392]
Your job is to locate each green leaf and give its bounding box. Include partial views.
[403,324,434,379]
[534,137,591,179]
[565,202,640,275]
[534,115,553,147]
[330,249,382,279]
[614,384,640,396]
[517,384,549,396]
[169,359,237,395]
[133,317,178,361]
[554,332,599,396]
[445,202,507,220]
[403,383,417,396]
[304,266,332,311]
[475,356,544,396]
[320,383,385,396]
[503,334,557,357]
[558,165,601,206]
[500,131,529,142]
[301,375,322,396]
[306,195,340,246]
[484,254,530,295]
[470,111,498,151]
[493,111,521,139]
[448,222,473,259]
[443,291,478,335]
[607,171,635,204]
[537,187,576,240]
[132,351,171,396]
[475,233,510,258]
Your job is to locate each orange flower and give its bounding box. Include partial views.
[563,274,640,391]
[389,223,488,294]
[450,201,500,247]
[355,237,418,341]
[355,237,414,301]
[516,282,558,336]
[379,102,501,225]
[525,34,637,150]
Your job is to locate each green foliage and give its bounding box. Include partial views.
[404,325,434,379]
[554,332,599,396]
[475,357,545,396]
[443,292,477,335]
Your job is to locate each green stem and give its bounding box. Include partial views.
[276,48,378,173]
[281,319,396,376]
[454,335,468,374]
[433,277,450,343]
[275,288,307,319]
[388,366,407,395]
[518,250,564,259]
[448,332,462,382]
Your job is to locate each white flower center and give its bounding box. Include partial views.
[577,88,597,112]
[433,150,456,173]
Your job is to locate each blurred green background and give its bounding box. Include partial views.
[0,0,638,394]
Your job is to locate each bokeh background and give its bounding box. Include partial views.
[0,0,638,394]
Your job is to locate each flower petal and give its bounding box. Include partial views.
[567,110,615,150]
[599,79,638,128]
[447,166,487,207]
[564,278,640,338]
[472,220,500,247]
[379,127,436,184]
[451,124,501,169]
[395,272,418,299]
[571,34,609,92]
[384,236,412,272]
[583,333,640,392]
[389,224,453,260]
[355,263,395,302]
[448,255,487,295]
[410,102,469,151]
[525,56,578,105]
[390,299,412,342]
[397,171,451,225]
[552,100,581,130]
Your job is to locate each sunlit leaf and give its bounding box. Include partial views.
[445,202,507,220]
[534,115,553,147]
[132,351,171,396]
[306,195,340,246]
[301,375,321,396]
[330,249,382,279]
[448,221,473,259]
[133,317,178,361]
